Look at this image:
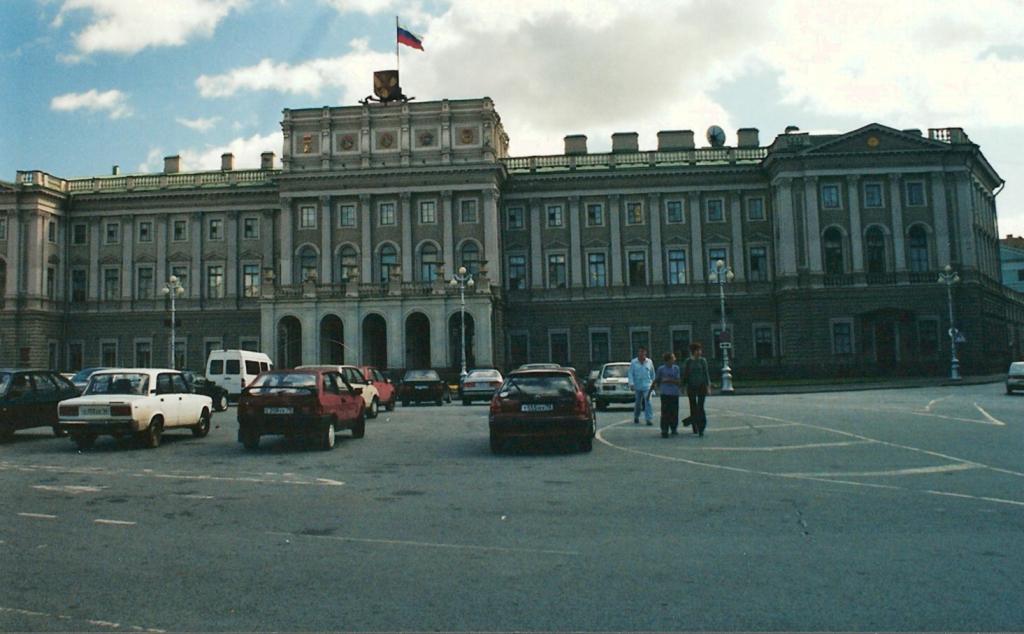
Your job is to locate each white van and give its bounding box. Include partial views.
[206,350,273,396]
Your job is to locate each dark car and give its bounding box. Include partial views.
[237,369,365,450]
[0,370,81,441]
[398,369,451,406]
[181,370,230,412]
[70,367,109,392]
[488,368,596,453]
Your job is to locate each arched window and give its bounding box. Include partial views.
[907,225,929,272]
[866,227,886,274]
[459,242,480,275]
[379,244,398,283]
[297,245,318,283]
[338,246,358,281]
[419,243,440,282]
[823,228,845,275]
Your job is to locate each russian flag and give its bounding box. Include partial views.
[397,25,424,51]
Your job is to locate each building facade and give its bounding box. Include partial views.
[1001,234,1024,294]
[2,97,1022,378]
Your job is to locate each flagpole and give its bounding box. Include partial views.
[395,15,399,76]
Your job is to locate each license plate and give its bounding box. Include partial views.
[415,385,428,390]
[264,407,293,415]
[521,403,554,412]
[81,406,109,416]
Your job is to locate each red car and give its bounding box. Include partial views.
[488,368,596,453]
[359,365,396,411]
[237,369,365,450]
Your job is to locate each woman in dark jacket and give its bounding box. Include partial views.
[682,342,712,437]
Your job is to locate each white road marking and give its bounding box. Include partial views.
[705,422,799,432]
[267,530,580,556]
[174,494,215,500]
[923,395,951,412]
[31,484,104,494]
[16,513,56,520]
[0,606,164,632]
[793,401,1002,426]
[0,461,344,488]
[780,462,982,478]
[973,402,1007,426]
[93,519,136,526]
[695,440,873,452]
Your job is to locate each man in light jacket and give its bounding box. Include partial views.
[627,346,655,425]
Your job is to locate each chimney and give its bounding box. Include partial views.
[163,155,180,174]
[564,135,588,155]
[784,125,800,134]
[221,153,234,171]
[111,165,120,175]
[611,132,639,153]
[260,152,275,170]
[657,130,695,151]
[737,128,760,148]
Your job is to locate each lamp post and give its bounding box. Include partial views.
[709,259,735,393]
[938,264,961,381]
[162,275,185,368]
[448,265,475,378]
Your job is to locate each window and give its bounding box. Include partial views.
[823,228,845,275]
[630,329,651,356]
[666,200,684,224]
[171,340,186,369]
[67,342,84,372]
[625,201,644,225]
[667,249,687,285]
[708,248,728,276]
[173,219,188,241]
[419,243,440,282]
[507,206,524,229]
[379,202,396,226]
[590,330,610,364]
[103,268,120,300]
[0,218,6,240]
[866,227,887,274]
[419,201,436,224]
[299,206,317,229]
[338,204,356,228]
[48,220,57,243]
[508,255,527,289]
[171,266,189,295]
[46,267,55,299]
[460,199,478,223]
[747,197,765,221]
[587,252,607,287]
[706,199,724,222]
[832,321,853,355]
[105,222,120,244]
[71,269,87,303]
[206,265,224,298]
[546,205,563,227]
[379,244,398,282]
[135,340,152,367]
[754,326,774,358]
[136,267,154,299]
[460,242,480,275]
[586,203,604,226]
[100,341,118,367]
[243,264,261,298]
[243,217,259,239]
[549,331,569,366]
[208,218,223,240]
[905,181,926,207]
[1018,269,1024,282]
[339,246,358,281]
[670,327,691,358]
[748,246,768,281]
[138,221,152,242]
[821,184,841,209]
[627,251,647,286]
[298,246,318,282]
[907,225,929,272]
[547,253,567,288]
[72,223,87,244]
[712,326,727,360]
[240,339,260,352]
[204,340,222,364]
[864,182,883,208]
[508,332,529,367]
[919,318,939,356]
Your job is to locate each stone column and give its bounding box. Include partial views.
[262,209,275,274]
[320,196,332,285]
[889,175,906,272]
[483,187,502,283]
[301,309,318,368]
[429,303,448,368]
[386,309,404,369]
[729,192,745,280]
[442,190,455,275]
[569,195,583,286]
[190,213,203,299]
[649,193,664,284]
[279,200,293,285]
[846,176,864,273]
[803,177,822,273]
[954,174,976,269]
[156,217,167,288]
[774,179,798,276]
[931,172,951,267]
[530,199,544,287]
[121,217,134,300]
[89,220,100,301]
[360,194,373,283]
[226,212,239,296]
[400,192,413,282]
[475,301,494,367]
[4,210,19,299]
[344,309,360,365]
[609,195,624,285]
[688,192,704,283]
[25,212,41,297]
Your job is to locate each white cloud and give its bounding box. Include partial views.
[53,0,247,56]
[139,132,283,173]
[176,116,222,132]
[50,88,132,119]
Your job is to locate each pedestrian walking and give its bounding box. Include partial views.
[651,352,681,438]
[628,346,655,426]
[682,342,712,437]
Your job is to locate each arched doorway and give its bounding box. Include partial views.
[405,312,431,369]
[362,313,388,368]
[277,316,302,368]
[320,315,344,364]
[448,311,476,370]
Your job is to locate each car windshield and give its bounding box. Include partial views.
[405,370,439,381]
[467,370,500,380]
[602,364,629,378]
[0,372,11,396]
[85,373,150,396]
[1010,362,1024,375]
[501,373,576,398]
[248,373,318,393]
[72,368,99,382]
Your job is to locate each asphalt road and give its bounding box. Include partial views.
[1,383,1022,632]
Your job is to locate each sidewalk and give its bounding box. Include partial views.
[721,373,1005,396]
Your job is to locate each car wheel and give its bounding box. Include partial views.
[579,437,593,452]
[489,433,503,454]
[385,398,396,412]
[140,417,163,449]
[52,425,68,438]
[401,400,410,407]
[72,433,97,449]
[352,410,366,439]
[368,398,379,419]
[0,423,14,443]
[217,394,229,412]
[444,389,452,404]
[321,422,336,450]
[191,409,211,438]
[462,398,472,406]
[596,399,608,411]
[241,427,260,450]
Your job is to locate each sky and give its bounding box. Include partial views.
[3,0,1024,236]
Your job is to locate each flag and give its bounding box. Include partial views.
[397,25,424,51]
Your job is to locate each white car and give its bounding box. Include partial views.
[57,368,213,449]
[297,365,381,418]
[593,362,633,410]
[1007,361,1024,394]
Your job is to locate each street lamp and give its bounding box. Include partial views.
[448,265,475,378]
[938,264,961,381]
[162,275,185,369]
[708,259,735,393]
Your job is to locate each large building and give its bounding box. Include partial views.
[1001,234,1024,293]
[2,97,1023,378]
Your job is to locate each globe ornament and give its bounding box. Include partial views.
[707,125,726,148]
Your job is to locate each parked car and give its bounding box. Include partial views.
[298,365,381,418]
[516,363,562,371]
[488,367,596,453]
[1007,361,1024,394]
[206,349,273,397]
[585,369,600,396]
[459,368,504,405]
[0,370,81,441]
[181,370,230,412]
[359,365,397,411]
[236,369,365,450]
[398,369,451,406]
[593,362,633,410]
[57,369,213,449]
[70,367,109,392]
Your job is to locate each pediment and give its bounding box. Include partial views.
[747,231,772,242]
[505,243,527,251]
[203,251,223,261]
[583,238,608,249]
[663,235,687,246]
[135,253,156,263]
[70,255,89,266]
[239,248,262,260]
[801,124,948,156]
[704,232,730,243]
[168,251,191,262]
[99,255,120,265]
[624,237,649,247]
[545,239,569,249]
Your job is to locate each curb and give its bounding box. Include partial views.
[717,375,1005,396]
